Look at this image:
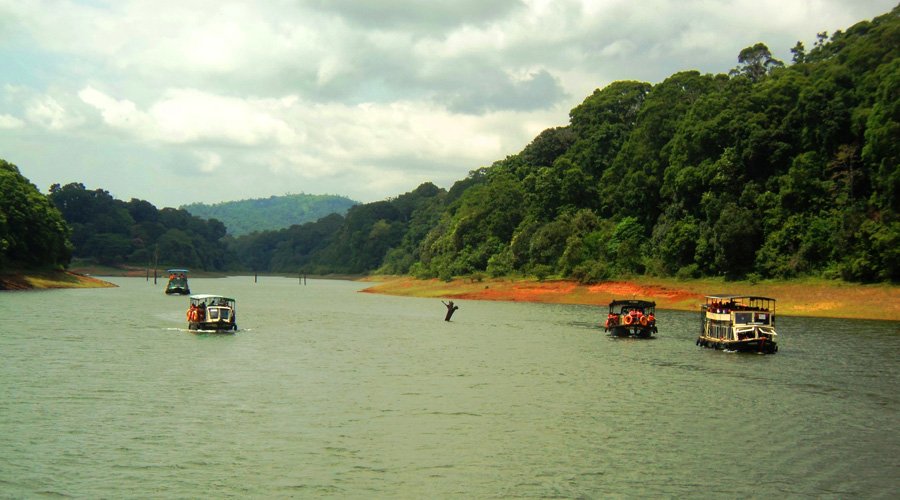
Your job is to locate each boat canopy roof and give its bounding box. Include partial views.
[190,294,234,301]
[609,299,656,307]
[167,268,189,273]
[705,295,775,302]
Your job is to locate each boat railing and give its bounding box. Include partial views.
[705,310,732,321]
[734,325,777,340]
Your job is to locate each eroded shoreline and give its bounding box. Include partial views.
[0,271,117,290]
[360,276,900,321]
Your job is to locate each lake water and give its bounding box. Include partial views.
[1,276,898,498]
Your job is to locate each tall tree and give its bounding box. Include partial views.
[1,160,71,269]
[731,42,785,82]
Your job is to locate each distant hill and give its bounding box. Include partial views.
[182,194,358,236]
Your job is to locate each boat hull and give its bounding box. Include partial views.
[696,336,777,354]
[188,321,237,333]
[608,325,657,338]
[166,286,190,295]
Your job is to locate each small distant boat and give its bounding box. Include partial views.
[187,294,237,332]
[165,269,191,295]
[604,299,658,337]
[697,295,778,353]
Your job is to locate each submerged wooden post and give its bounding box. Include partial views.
[254,273,258,283]
[442,300,459,321]
[152,245,159,285]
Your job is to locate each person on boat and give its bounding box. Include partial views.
[197,302,206,321]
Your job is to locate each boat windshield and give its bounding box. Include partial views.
[734,311,772,325]
[208,307,231,321]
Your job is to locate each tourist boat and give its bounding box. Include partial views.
[187,294,237,332]
[697,295,778,353]
[165,268,190,295]
[604,299,657,337]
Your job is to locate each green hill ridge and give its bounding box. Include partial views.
[182,194,358,236]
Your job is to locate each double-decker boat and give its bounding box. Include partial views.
[165,268,190,295]
[187,294,237,332]
[604,299,658,337]
[698,295,778,353]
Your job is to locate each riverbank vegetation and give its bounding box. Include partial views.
[47,182,235,271]
[0,160,71,272]
[1,7,897,296]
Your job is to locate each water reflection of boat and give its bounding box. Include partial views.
[604,299,657,337]
[187,294,237,333]
[697,295,778,353]
[165,268,190,295]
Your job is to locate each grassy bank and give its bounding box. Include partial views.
[0,269,116,290]
[360,275,900,321]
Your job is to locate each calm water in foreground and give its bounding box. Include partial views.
[1,277,898,498]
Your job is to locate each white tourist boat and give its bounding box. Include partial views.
[187,294,237,332]
[698,295,778,353]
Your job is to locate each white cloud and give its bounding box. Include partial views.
[79,86,299,146]
[25,95,83,130]
[78,87,147,130]
[149,90,299,146]
[0,114,24,129]
[195,151,222,173]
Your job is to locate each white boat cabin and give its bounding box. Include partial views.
[187,294,237,331]
[699,295,778,353]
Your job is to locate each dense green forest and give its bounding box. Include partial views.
[46,183,234,270]
[2,7,897,283]
[183,194,357,236]
[0,160,71,270]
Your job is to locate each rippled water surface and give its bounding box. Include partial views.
[1,277,898,497]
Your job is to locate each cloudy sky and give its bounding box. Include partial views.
[0,0,894,208]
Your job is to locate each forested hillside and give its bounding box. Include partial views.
[235,6,898,283]
[0,160,71,270]
[48,183,234,270]
[183,194,357,236]
[231,182,446,274]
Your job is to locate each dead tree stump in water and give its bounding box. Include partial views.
[442,300,459,321]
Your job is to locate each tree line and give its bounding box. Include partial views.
[2,6,897,283]
[46,182,234,271]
